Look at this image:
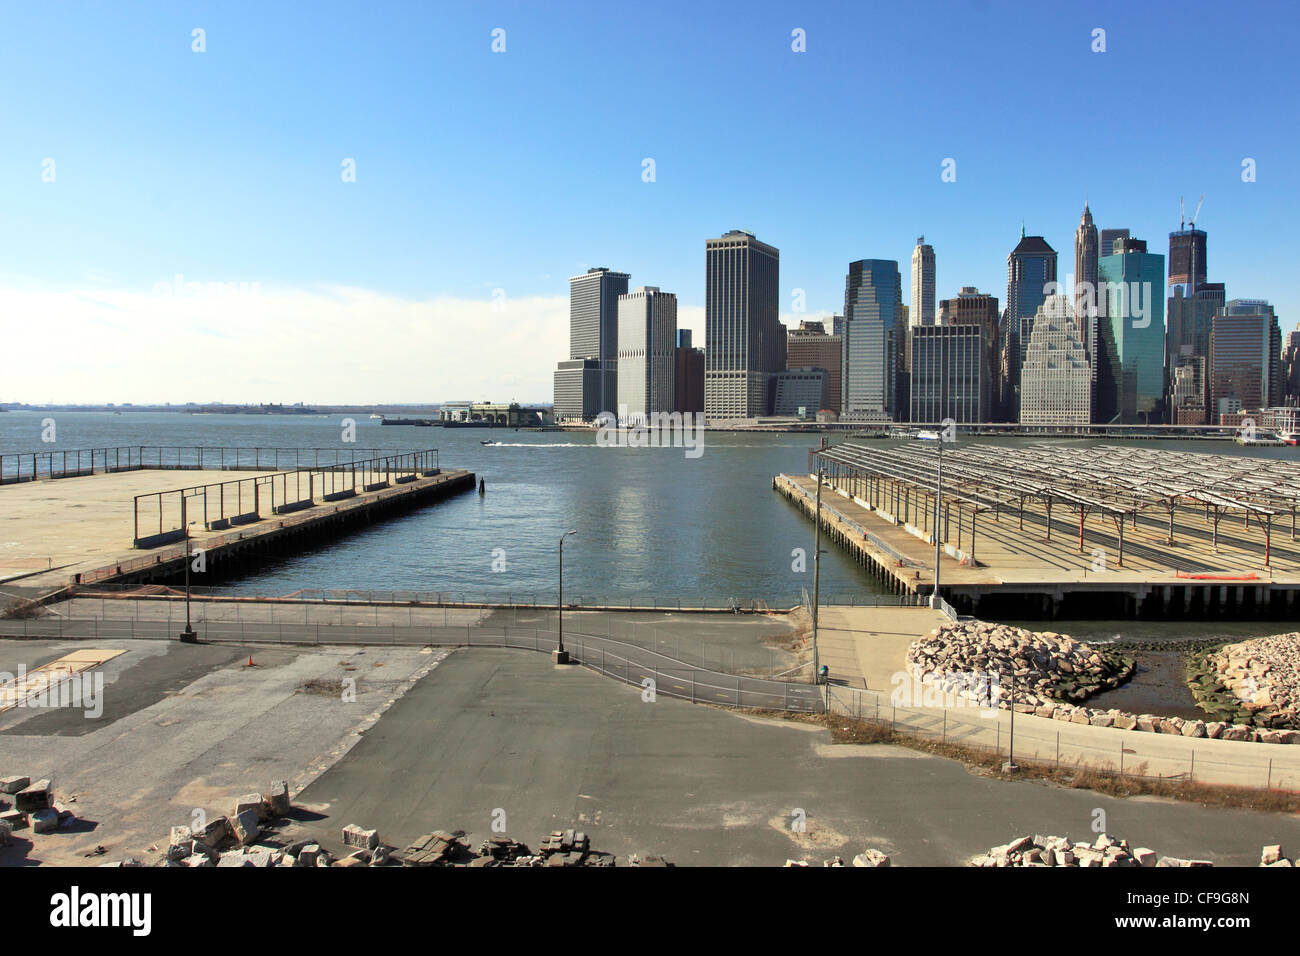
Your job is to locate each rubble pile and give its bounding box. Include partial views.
[0,776,79,845]
[1192,634,1300,731]
[784,848,891,867]
[1259,845,1294,867]
[119,794,649,867]
[968,833,1208,868]
[907,623,1300,745]
[908,621,1135,708]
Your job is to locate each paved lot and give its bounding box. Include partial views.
[291,647,1300,866]
[0,638,446,865]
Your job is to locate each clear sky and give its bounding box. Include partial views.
[2,0,1297,404]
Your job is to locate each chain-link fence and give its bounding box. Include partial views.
[825,685,1298,791]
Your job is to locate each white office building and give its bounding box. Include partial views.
[617,287,678,426]
[1019,296,1091,426]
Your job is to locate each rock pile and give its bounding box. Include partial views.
[1193,634,1300,731]
[907,621,1135,708]
[128,801,643,867]
[1260,844,1294,867]
[906,622,1300,745]
[969,833,1208,868]
[0,775,78,844]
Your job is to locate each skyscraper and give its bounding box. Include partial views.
[787,319,843,413]
[1019,296,1091,427]
[1099,227,1130,258]
[910,324,986,423]
[563,267,629,416]
[616,287,677,426]
[1096,237,1166,423]
[704,230,782,419]
[842,259,903,420]
[910,237,935,328]
[1074,203,1099,353]
[1003,230,1057,420]
[937,286,999,420]
[1210,300,1282,418]
[1168,228,1208,294]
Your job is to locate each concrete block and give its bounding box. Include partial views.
[0,809,28,830]
[342,824,379,850]
[0,776,30,794]
[230,809,260,846]
[265,780,291,817]
[194,815,233,850]
[31,808,59,834]
[295,844,321,867]
[15,779,52,812]
[234,793,266,822]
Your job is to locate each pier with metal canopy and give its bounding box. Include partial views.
[774,440,1300,618]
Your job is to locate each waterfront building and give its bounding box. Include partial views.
[704,230,783,419]
[786,319,843,413]
[910,237,936,328]
[771,368,827,417]
[842,259,904,420]
[554,266,629,419]
[616,287,677,426]
[1003,230,1058,420]
[1095,237,1166,423]
[674,328,704,414]
[1259,407,1300,435]
[553,359,602,421]
[909,323,986,423]
[1019,296,1091,426]
[1209,299,1282,416]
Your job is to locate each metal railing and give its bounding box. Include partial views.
[0,446,406,483]
[67,583,923,613]
[129,450,440,545]
[0,615,824,713]
[781,474,916,569]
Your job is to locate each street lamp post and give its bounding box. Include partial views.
[812,466,823,685]
[179,494,197,643]
[555,530,578,664]
[932,435,944,610]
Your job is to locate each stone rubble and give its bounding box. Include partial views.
[908,621,1300,745]
[969,833,1211,868]
[1194,634,1300,731]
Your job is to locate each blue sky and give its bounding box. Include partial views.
[2,0,1297,403]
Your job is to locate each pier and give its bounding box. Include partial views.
[0,448,473,595]
[776,440,1300,618]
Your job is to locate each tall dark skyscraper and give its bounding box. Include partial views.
[1169,228,1208,294]
[1165,217,1221,421]
[1099,227,1130,258]
[704,230,782,419]
[842,259,903,420]
[1003,229,1057,420]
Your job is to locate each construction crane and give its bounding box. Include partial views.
[1180,193,1205,231]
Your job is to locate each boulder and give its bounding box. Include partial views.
[343,824,379,850]
[1261,845,1283,866]
[852,848,891,867]
[230,809,260,846]
[15,779,52,812]
[0,775,30,794]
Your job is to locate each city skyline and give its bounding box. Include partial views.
[2,1,1297,404]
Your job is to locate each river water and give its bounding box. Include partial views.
[3,410,1295,643]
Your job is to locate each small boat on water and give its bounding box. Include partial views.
[480,440,500,446]
[1282,433,1299,447]
[915,430,941,441]
[369,413,384,420]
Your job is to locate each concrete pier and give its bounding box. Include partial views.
[775,473,1300,618]
[0,463,474,595]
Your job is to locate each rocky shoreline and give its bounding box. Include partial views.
[907,621,1300,745]
[1190,634,1300,731]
